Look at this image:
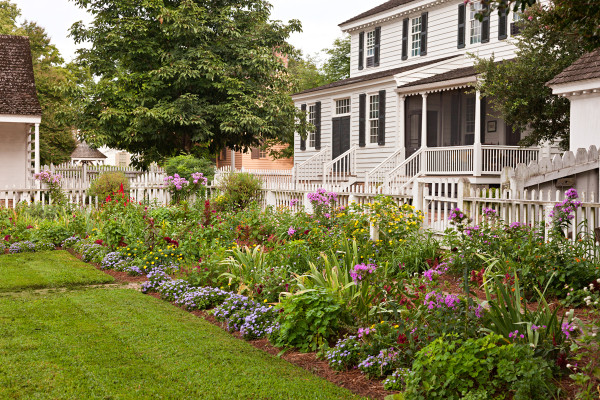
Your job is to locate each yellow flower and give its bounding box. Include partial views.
[394,325,399,328]
[263,299,267,303]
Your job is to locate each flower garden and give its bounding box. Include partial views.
[2,170,600,399]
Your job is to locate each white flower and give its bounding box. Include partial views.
[584,287,589,292]
[567,364,572,368]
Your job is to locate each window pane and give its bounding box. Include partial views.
[470,3,482,44]
[308,105,316,147]
[336,98,351,114]
[411,17,421,57]
[366,31,375,57]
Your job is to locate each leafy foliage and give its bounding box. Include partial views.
[88,172,130,201]
[215,171,262,210]
[164,155,215,182]
[404,334,556,400]
[70,0,303,167]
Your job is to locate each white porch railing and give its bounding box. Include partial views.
[481,146,540,173]
[295,147,331,184]
[323,146,358,186]
[426,146,474,174]
[379,148,425,193]
[365,148,405,189]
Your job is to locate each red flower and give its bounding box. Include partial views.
[26,225,33,229]
[397,334,408,346]
[118,183,124,194]
[95,239,104,245]
[304,229,310,235]
[4,235,10,241]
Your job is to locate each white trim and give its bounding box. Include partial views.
[340,0,450,32]
[549,78,600,97]
[0,114,41,124]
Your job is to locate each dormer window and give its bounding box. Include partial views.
[469,2,483,44]
[411,17,422,56]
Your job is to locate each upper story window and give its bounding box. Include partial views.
[366,31,375,57]
[369,94,379,144]
[411,17,422,57]
[469,2,483,44]
[308,104,316,147]
[336,98,351,115]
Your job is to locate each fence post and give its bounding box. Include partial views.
[370,221,379,242]
[303,192,314,214]
[412,179,424,216]
[265,190,276,207]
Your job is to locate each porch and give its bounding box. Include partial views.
[295,85,541,190]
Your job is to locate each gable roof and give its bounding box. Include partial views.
[0,35,41,116]
[547,48,600,86]
[340,0,417,26]
[294,55,459,96]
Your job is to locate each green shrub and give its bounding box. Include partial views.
[164,155,215,182]
[404,334,556,400]
[271,289,350,352]
[88,172,130,201]
[33,220,71,246]
[216,172,262,210]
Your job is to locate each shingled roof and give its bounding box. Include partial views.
[547,48,600,86]
[340,0,417,26]
[71,142,107,160]
[0,35,41,116]
[294,55,459,96]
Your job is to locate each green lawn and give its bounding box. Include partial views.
[0,251,114,292]
[0,288,362,400]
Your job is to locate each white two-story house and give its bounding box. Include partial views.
[292,0,542,190]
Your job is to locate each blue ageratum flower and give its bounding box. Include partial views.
[8,241,36,254]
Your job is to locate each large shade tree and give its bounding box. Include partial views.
[71,0,303,168]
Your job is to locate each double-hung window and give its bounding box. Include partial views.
[366,30,376,67]
[469,2,483,44]
[308,105,316,147]
[259,148,267,158]
[369,95,379,144]
[411,17,422,57]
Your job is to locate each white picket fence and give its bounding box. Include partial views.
[2,174,599,242]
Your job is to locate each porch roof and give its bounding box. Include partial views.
[0,35,41,116]
[294,55,458,96]
[397,65,477,90]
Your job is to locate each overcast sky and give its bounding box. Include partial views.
[11,0,372,63]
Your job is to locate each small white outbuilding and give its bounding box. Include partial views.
[547,48,600,152]
[0,34,42,190]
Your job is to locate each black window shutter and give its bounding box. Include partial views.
[314,101,322,150]
[250,148,259,159]
[401,18,409,60]
[457,4,466,49]
[358,32,364,70]
[481,4,490,43]
[498,9,508,40]
[359,94,366,147]
[420,12,428,56]
[300,104,307,151]
[374,27,381,67]
[378,90,386,146]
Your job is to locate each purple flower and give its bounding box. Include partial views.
[350,263,377,282]
[287,226,296,236]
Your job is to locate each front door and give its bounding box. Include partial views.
[332,116,351,172]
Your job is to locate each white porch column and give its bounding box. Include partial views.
[421,93,428,173]
[473,91,482,177]
[398,95,406,159]
[421,93,428,149]
[34,123,40,175]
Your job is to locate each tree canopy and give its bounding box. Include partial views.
[0,1,78,165]
[474,4,587,149]
[70,0,303,168]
